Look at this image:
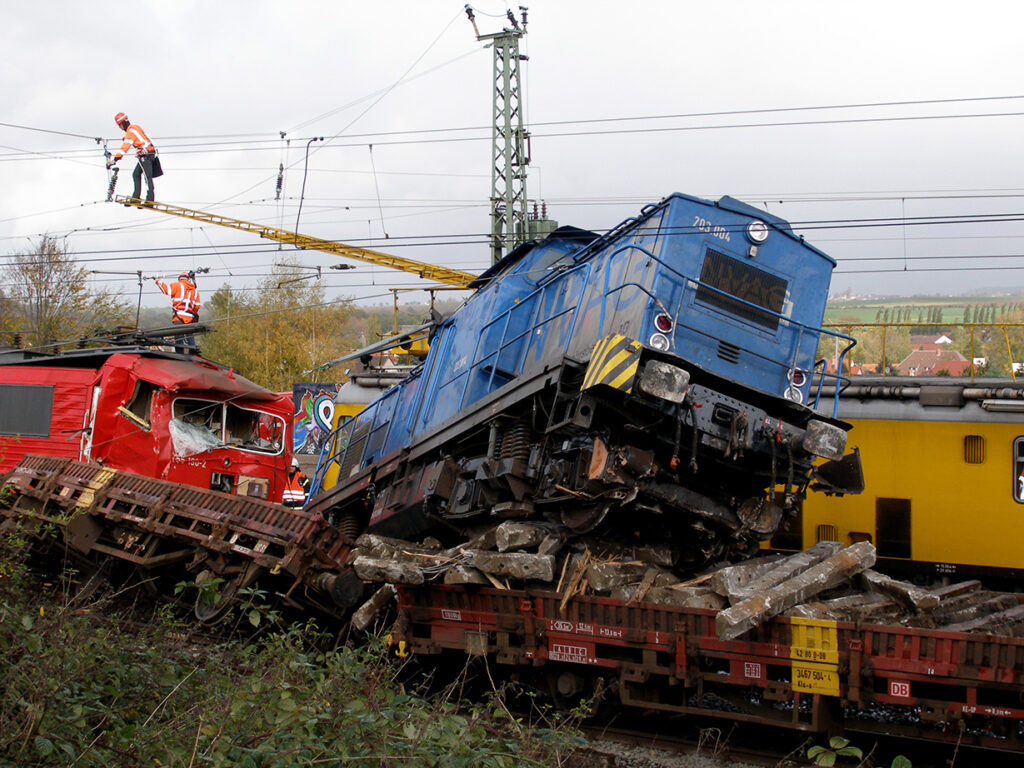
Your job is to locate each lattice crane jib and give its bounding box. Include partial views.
[114,197,477,289]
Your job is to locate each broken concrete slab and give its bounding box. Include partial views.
[443,565,491,586]
[585,562,650,592]
[915,594,1019,628]
[471,550,556,582]
[707,553,788,602]
[943,603,1024,635]
[443,527,499,559]
[356,534,439,561]
[648,585,727,611]
[715,541,876,641]
[351,584,397,631]
[930,580,983,601]
[788,592,900,623]
[538,532,566,557]
[860,569,939,613]
[495,522,547,553]
[352,555,424,585]
[580,539,674,567]
[720,542,844,606]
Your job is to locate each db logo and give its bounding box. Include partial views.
[889,680,911,698]
[552,620,574,632]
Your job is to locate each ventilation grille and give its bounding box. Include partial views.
[964,434,985,464]
[816,524,839,543]
[339,420,372,479]
[717,341,741,364]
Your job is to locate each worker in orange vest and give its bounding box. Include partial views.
[109,112,159,202]
[282,458,310,508]
[154,271,201,354]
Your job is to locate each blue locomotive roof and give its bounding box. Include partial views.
[699,193,835,267]
[468,225,599,290]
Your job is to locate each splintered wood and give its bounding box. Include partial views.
[347,525,1023,640]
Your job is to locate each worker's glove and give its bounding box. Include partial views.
[105,160,114,169]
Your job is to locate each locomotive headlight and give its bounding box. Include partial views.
[648,333,670,352]
[787,368,807,387]
[747,220,769,244]
[654,313,674,333]
[783,385,804,404]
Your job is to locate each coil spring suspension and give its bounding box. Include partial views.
[499,421,531,464]
[336,511,361,541]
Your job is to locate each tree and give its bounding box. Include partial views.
[199,258,356,391]
[2,236,131,349]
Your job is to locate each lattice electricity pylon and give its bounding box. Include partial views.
[468,6,530,265]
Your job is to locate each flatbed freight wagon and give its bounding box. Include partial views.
[392,583,1024,750]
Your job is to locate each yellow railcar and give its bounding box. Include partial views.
[782,377,1024,581]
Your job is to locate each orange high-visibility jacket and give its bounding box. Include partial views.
[155,277,200,324]
[114,123,155,160]
[282,470,309,505]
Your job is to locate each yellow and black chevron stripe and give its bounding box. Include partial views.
[582,334,643,393]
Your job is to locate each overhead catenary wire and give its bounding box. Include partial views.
[7,95,1024,164]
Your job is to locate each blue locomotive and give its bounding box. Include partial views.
[307,193,861,564]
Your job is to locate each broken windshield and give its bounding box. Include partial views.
[171,397,284,456]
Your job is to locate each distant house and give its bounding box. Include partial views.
[909,333,954,351]
[894,347,971,377]
[823,359,875,376]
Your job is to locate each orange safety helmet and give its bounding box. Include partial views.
[114,112,129,128]
[179,272,190,280]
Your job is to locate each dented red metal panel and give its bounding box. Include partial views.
[0,351,293,502]
[0,366,96,472]
[90,355,293,501]
[101,353,279,401]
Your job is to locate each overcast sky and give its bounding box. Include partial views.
[4,0,1024,313]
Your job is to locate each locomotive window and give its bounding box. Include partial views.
[173,398,221,435]
[121,381,155,430]
[695,248,787,332]
[875,498,911,559]
[0,384,52,437]
[224,404,284,455]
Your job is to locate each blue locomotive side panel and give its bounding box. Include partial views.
[312,193,858,561]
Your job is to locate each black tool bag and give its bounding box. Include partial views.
[152,155,164,178]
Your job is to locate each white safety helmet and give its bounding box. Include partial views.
[291,457,299,469]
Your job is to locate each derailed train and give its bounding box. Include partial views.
[308,193,862,565]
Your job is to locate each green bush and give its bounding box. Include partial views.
[0,537,582,767]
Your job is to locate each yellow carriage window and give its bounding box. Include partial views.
[1014,437,1024,504]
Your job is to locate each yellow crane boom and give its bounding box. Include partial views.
[116,196,479,288]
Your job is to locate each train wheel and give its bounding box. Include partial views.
[193,569,242,624]
[560,503,609,533]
